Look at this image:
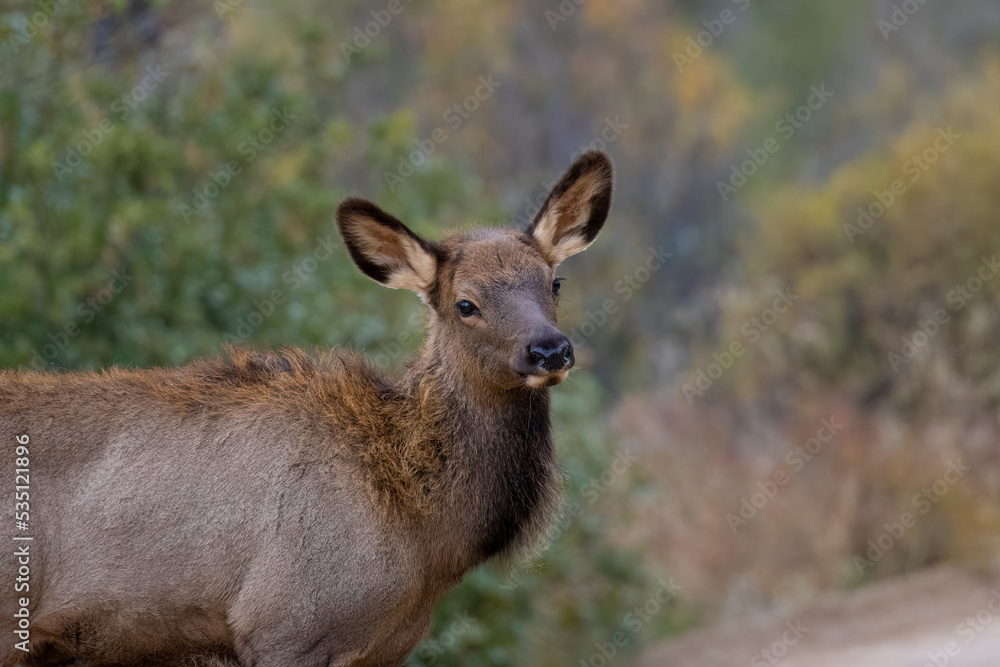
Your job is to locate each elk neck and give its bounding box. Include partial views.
[400,324,561,568]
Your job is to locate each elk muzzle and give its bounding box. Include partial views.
[518,331,574,387]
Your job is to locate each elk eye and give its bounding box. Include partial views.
[456,300,479,317]
[552,278,565,296]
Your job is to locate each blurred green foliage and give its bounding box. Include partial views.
[0,1,448,369]
[718,60,1000,417]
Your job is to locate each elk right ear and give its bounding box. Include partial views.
[528,150,613,266]
[336,197,440,297]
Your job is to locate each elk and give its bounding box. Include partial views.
[1,150,614,666]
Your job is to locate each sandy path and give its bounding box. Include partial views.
[636,566,1000,667]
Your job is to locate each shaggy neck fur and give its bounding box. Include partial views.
[403,326,561,568]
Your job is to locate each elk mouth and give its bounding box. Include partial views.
[519,369,570,388]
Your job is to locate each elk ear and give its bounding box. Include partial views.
[336,197,440,296]
[528,150,613,265]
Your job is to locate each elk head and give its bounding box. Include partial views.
[336,151,613,393]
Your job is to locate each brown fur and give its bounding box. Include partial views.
[0,151,613,667]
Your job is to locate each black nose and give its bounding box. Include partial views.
[527,334,574,372]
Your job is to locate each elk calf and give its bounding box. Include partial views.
[1,151,614,666]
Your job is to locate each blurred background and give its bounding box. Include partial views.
[3,0,1000,664]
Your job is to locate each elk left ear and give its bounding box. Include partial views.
[528,150,613,265]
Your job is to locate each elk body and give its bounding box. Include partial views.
[0,151,614,666]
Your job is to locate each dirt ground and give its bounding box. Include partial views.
[636,566,1000,667]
